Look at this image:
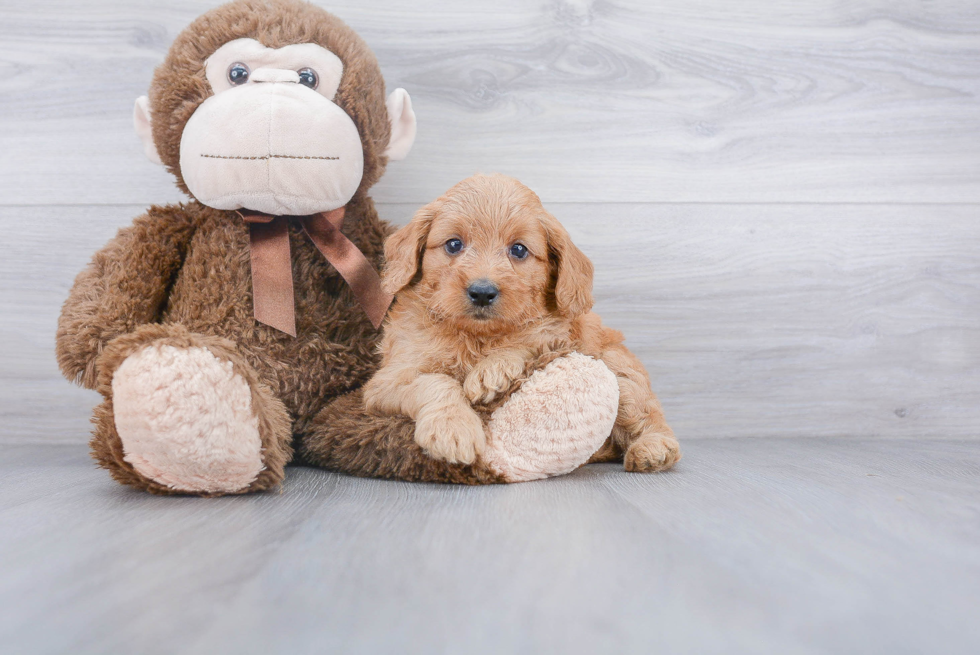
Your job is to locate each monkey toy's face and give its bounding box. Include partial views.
[135,29,415,217]
[180,38,364,216]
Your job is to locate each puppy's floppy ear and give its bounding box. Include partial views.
[381,203,437,295]
[540,210,594,317]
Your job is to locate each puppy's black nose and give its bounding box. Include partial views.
[467,279,499,307]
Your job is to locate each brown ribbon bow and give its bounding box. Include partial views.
[238,207,393,337]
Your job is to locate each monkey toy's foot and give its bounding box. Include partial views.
[482,352,619,482]
[91,326,292,496]
[112,344,264,493]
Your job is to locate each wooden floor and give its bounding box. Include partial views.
[2,438,979,654]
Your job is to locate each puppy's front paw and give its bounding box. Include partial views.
[415,404,486,465]
[463,356,526,405]
[624,432,681,473]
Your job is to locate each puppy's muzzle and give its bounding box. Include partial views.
[467,279,499,308]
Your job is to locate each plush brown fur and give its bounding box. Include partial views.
[56,0,393,494]
[363,174,680,472]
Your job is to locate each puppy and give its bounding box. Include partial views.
[363,174,680,473]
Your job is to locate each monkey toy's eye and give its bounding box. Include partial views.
[227,62,250,85]
[297,68,319,89]
[509,243,529,260]
[445,238,464,255]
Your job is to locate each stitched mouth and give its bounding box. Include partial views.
[200,154,339,161]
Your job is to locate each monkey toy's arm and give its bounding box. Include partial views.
[56,206,199,389]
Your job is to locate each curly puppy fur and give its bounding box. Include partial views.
[361,174,681,473]
[55,0,394,494]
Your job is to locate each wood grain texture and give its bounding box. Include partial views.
[3,203,978,444]
[1,439,978,653]
[0,0,978,205]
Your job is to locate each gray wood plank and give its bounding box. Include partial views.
[1,439,978,654]
[3,203,978,444]
[1,0,978,205]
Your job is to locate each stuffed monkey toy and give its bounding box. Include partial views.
[56,0,620,495]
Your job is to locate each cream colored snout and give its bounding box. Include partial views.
[178,79,365,216]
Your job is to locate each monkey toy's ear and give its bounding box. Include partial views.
[383,89,416,161]
[133,96,164,166]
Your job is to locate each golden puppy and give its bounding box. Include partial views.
[363,174,680,472]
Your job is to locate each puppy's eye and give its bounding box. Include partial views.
[228,62,250,85]
[297,68,318,89]
[509,243,529,260]
[445,238,464,255]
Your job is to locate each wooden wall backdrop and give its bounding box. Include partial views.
[1,0,978,443]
